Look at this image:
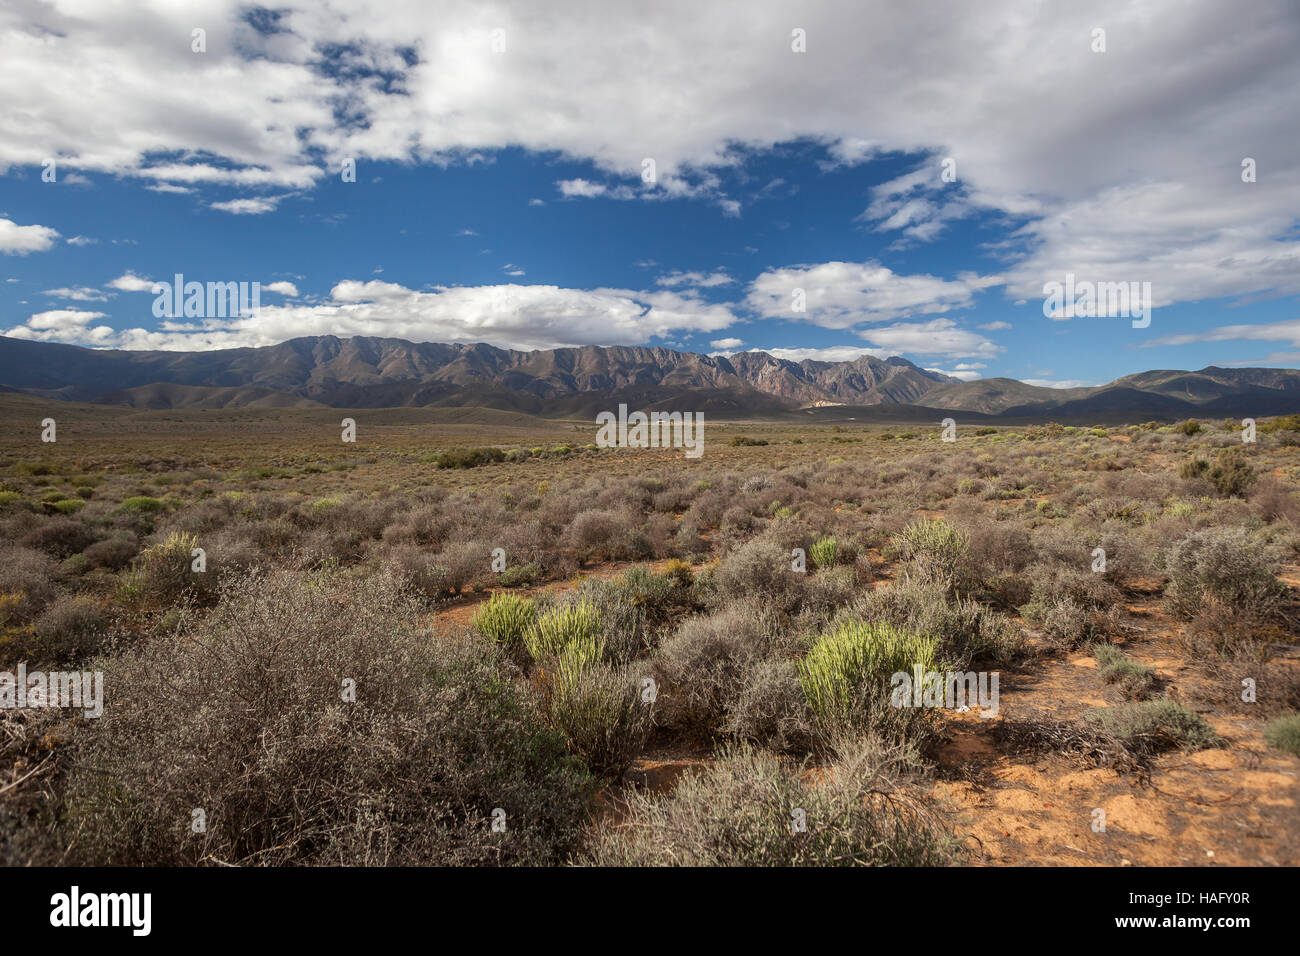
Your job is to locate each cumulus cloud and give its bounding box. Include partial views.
[42,286,108,302]
[106,272,155,292]
[709,337,745,350]
[5,309,116,344]
[0,219,59,255]
[756,346,893,363]
[3,279,738,352]
[747,260,1002,329]
[658,270,734,289]
[263,281,299,296]
[210,196,282,215]
[857,319,1002,360]
[2,1,1297,329]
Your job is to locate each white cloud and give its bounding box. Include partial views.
[1022,379,1094,389]
[210,196,282,215]
[4,279,737,352]
[978,321,1012,331]
[557,178,607,198]
[263,281,299,296]
[756,346,893,363]
[5,309,116,344]
[0,1,1295,315]
[66,235,98,246]
[42,286,108,302]
[658,270,734,289]
[858,318,1002,360]
[710,337,745,349]
[0,219,59,255]
[105,272,155,292]
[747,260,1001,329]
[926,367,983,382]
[1144,318,1300,350]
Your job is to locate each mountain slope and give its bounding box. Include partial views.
[3,334,1300,420]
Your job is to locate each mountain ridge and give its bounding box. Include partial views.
[3,334,1299,422]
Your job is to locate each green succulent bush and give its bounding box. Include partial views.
[472,592,538,649]
[798,620,937,737]
[524,599,602,663]
[809,535,838,570]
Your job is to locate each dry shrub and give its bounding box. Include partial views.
[655,605,783,734]
[564,508,644,562]
[0,544,60,622]
[581,741,959,866]
[81,535,140,571]
[1251,479,1300,524]
[1161,526,1285,620]
[710,536,807,614]
[545,661,653,779]
[58,569,592,866]
[29,594,112,666]
[20,517,97,558]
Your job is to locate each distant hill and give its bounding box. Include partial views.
[3,334,1299,422]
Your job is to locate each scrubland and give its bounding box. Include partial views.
[2,398,1298,866]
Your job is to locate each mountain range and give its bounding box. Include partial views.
[3,334,1299,423]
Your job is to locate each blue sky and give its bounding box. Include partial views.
[2,1,1299,388]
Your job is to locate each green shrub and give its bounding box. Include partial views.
[853,580,1025,667]
[1178,419,1202,435]
[809,535,838,570]
[472,593,538,649]
[729,436,769,447]
[524,599,602,663]
[497,562,542,588]
[1263,713,1300,756]
[798,620,937,736]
